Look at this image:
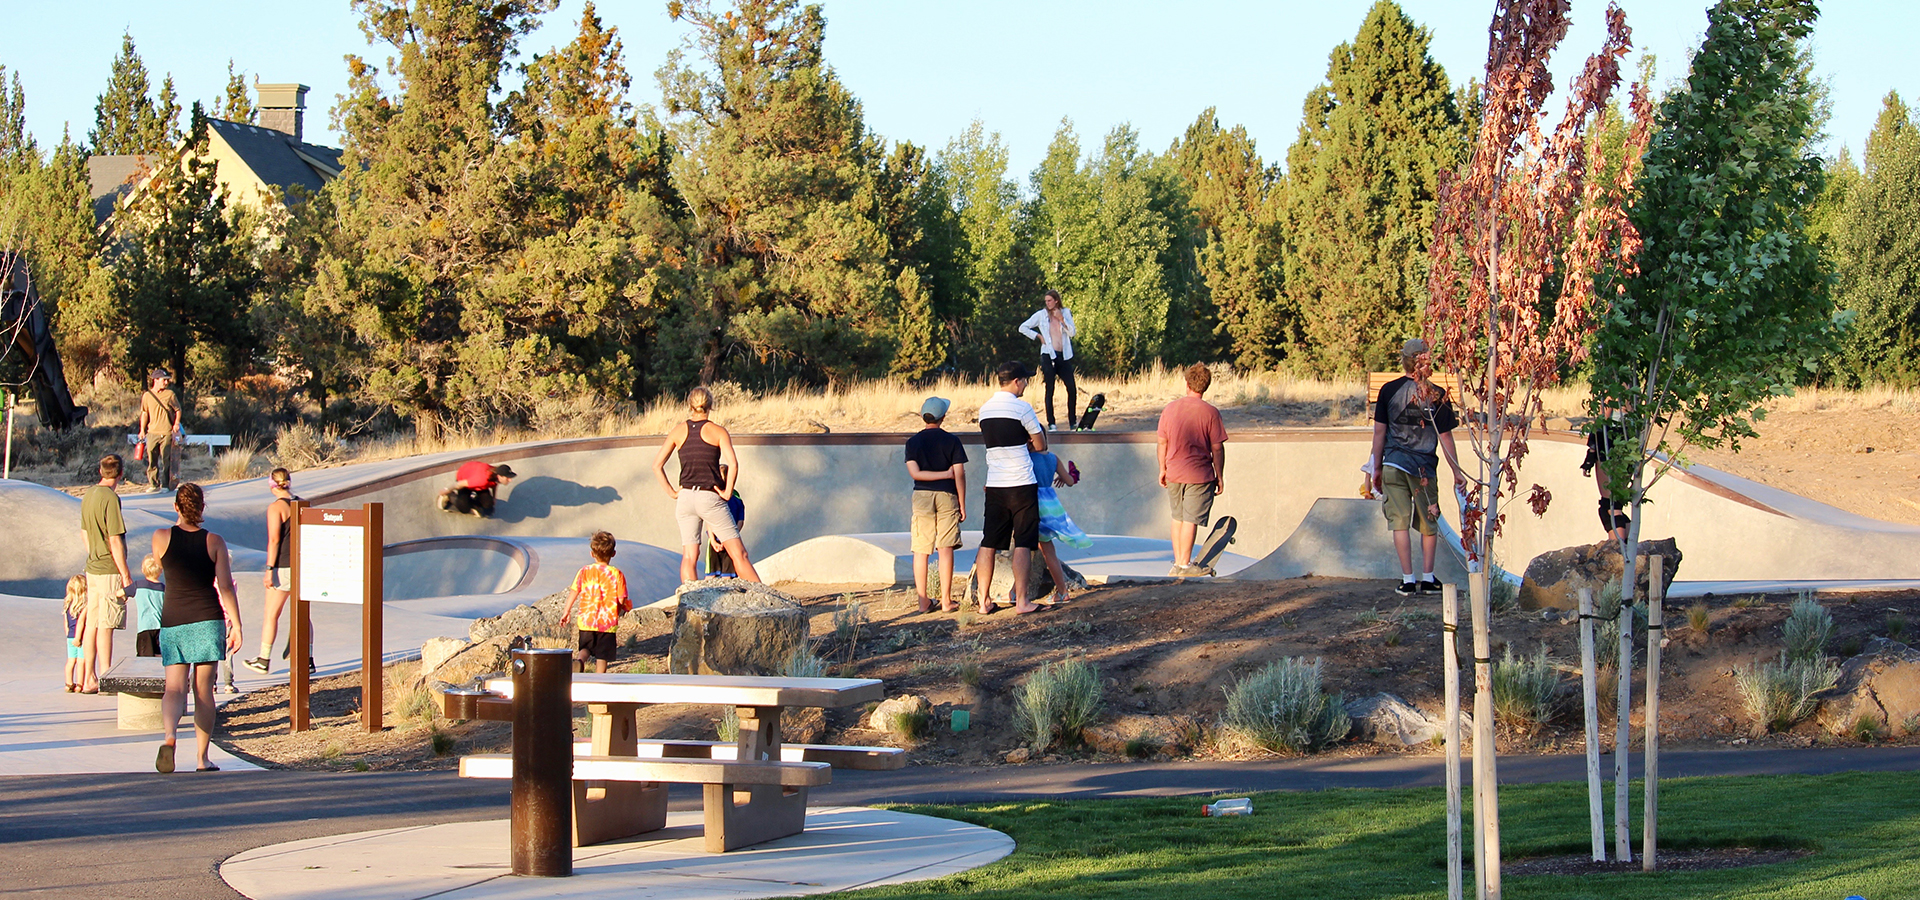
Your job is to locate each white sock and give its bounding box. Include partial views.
[1402,574,1417,584]
[1422,572,1435,582]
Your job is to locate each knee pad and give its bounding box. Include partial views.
[1597,498,1615,532]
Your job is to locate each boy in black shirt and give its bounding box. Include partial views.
[905,397,969,612]
[1369,339,1469,596]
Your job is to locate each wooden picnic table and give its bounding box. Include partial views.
[459,671,894,852]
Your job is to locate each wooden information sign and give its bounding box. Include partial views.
[289,502,385,733]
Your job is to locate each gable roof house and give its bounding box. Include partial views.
[87,82,342,230]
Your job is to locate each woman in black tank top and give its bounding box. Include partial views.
[652,387,762,583]
[151,483,242,774]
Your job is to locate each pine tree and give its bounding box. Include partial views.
[1283,0,1467,375]
[659,0,892,389]
[89,33,166,155]
[216,61,255,124]
[108,105,259,387]
[1167,109,1284,369]
[1830,92,1920,385]
[0,68,33,168]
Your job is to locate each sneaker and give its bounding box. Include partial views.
[241,657,269,674]
[1419,579,1443,594]
[1394,581,1420,597]
[1168,564,1199,577]
[437,493,451,511]
[309,658,317,674]
[1046,423,1058,432]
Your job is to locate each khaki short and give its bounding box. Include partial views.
[675,489,740,546]
[1166,481,1216,526]
[86,573,127,629]
[910,491,962,554]
[1382,466,1440,536]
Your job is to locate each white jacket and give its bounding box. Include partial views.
[1018,308,1076,359]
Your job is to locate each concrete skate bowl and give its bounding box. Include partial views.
[0,480,171,597]
[382,536,533,601]
[226,429,1920,588]
[757,532,1259,586]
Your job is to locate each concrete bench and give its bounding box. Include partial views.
[125,433,234,456]
[98,656,167,731]
[576,739,905,771]
[462,753,832,787]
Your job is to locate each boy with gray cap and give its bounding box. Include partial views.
[1369,338,1468,596]
[905,397,968,612]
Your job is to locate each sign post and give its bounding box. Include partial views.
[290,502,385,733]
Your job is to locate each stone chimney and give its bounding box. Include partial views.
[255,83,310,142]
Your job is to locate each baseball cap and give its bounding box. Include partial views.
[492,463,517,479]
[1402,338,1429,357]
[920,397,951,418]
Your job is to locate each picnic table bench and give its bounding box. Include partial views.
[444,652,899,865]
[125,433,234,457]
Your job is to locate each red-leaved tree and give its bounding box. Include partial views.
[1424,3,1652,897]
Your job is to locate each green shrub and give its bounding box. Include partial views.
[1784,593,1833,661]
[1491,644,1562,728]
[429,728,456,756]
[1735,652,1840,732]
[717,707,739,742]
[781,645,828,678]
[1014,658,1104,752]
[212,442,259,482]
[1219,657,1350,754]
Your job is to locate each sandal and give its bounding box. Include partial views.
[156,743,176,774]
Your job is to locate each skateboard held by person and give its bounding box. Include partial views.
[1076,393,1107,431]
[1189,515,1238,576]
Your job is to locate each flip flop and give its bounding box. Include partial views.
[197,764,220,773]
[80,688,99,695]
[156,743,176,774]
[65,684,76,693]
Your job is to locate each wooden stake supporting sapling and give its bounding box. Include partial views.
[1643,555,1663,870]
[1579,586,1605,861]
[1615,584,1633,861]
[1443,582,1463,900]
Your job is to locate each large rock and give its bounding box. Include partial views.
[1344,693,1445,746]
[1517,538,1682,611]
[468,589,572,643]
[414,636,471,687]
[668,579,808,676]
[868,694,932,735]
[430,634,571,691]
[962,551,1087,606]
[1083,715,1199,757]
[1816,638,1920,736]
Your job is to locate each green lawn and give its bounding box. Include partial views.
[839,771,1919,899]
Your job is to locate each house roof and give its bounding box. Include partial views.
[86,155,153,224]
[85,121,344,225]
[204,118,342,196]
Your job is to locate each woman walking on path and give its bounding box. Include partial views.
[244,469,306,675]
[652,387,761,584]
[152,483,242,773]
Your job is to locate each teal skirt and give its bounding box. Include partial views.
[160,619,226,666]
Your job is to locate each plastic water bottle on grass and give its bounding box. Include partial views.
[1202,798,1252,817]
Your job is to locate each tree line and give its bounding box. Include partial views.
[0,0,1914,429]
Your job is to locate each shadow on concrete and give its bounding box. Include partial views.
[491,476,623,524]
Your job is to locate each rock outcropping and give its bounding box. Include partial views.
[1518,537,1682,611]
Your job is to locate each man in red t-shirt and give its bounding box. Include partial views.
[1157,363,1228,576]
[438,461,516,517]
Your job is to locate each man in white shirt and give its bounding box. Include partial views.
[1017,289,1078,431]
[973,361,1047,615]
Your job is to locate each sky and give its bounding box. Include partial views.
[6,1,1913,183]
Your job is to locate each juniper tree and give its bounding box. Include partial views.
[1284,0,1467,375]
[89,33,172,155]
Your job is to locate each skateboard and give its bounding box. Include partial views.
[1193,515,1238,573]
[1076,393,1107,431]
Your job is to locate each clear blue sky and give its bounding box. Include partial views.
[7,1,1911,182]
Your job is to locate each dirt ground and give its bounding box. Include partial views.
[216,576,1920,773]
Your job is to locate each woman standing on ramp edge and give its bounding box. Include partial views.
[653,387,762,584]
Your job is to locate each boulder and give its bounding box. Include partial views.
[868,694,932,735]
[1517,538,1682,611]
[1816,638,1920,736]
[668,579,808,676]
[1083,715,1198,757]
[962,551,1087,606]
[415,636,471,687]
[1002,747,1032,764]
[1344,693,1444,746]
[430,634,570,690]
[468,589,572,643]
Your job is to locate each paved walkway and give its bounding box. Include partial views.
[7,746,1920,899]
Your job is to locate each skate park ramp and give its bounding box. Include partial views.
[379,536,683,617]
[757,532,1257,586]
[1230,497,1472,584]
[0,480,173,596]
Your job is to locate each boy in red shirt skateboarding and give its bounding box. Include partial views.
[438,461,516,518]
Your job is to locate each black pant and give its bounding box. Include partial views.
[1040,354,1077,427]
[451,486,496,516]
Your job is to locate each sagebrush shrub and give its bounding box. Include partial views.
[1014,658,1104,752]
[1492,644,1562,727]
[1220,657,1350,753]
[1735,652,1839,732]
[1783,594,1833,661]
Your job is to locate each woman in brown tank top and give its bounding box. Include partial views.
[652,387,762,584]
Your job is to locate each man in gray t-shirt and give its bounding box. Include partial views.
[1369,339,1468,597]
